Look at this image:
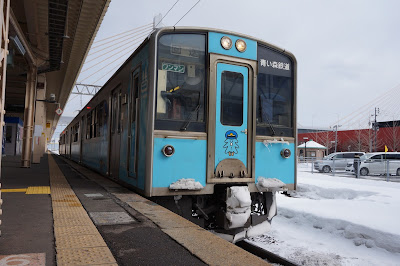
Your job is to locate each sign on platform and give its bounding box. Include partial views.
[55,107,63,116]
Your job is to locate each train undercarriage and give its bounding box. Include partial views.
[153,184,279,242]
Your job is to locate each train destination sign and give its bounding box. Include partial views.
[162,63,185,73]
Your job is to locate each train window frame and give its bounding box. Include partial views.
[111,87,121,135]
[256,44,294,137]
[130,72,140,124]
[96,101,104,137]
[93,107,98,138]
[155,32,207,132]
[73,123,79,142]
[86,112,92,139]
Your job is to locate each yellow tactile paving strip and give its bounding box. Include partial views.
[2,186,50,194]
[48,155,117,266]
[1,188,28,193]
[26,186,51,194]
[63,157,270,266]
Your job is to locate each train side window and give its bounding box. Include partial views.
[111,91,119,134]
[220,71,243,126]
[130,74,139,123]
[97,102,104,137]
[93,108,98,138]
[118,93,122,133]
[86,112,92,139]
[73,123,79,142]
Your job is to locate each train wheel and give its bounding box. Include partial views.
[322,165,331,173]
[396,168,400,176]
[360,167,369,176]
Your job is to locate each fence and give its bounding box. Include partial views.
[299,157,400,182]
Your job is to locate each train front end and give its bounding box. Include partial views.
[149,28,296,241]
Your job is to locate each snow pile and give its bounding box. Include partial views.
[256,177,286,192]
[246,220,272,238]
[289,184,377,200]
[169,178,203,190]
[249,169,400,265]
[226,186,251,229]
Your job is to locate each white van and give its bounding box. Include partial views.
[359,152,400,176]
[314,152,365,173]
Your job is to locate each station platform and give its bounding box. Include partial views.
[0,153,268,265]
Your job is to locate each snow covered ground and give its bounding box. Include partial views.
[249,164,400,266]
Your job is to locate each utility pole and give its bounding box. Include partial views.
[373,107,380,152]
[333,125,341,153]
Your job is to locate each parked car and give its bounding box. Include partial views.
[358,152,400,176]
[314,152,365,173]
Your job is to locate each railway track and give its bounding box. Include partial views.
[236,241,300,266]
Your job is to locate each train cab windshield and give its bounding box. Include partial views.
[156,33,207,132]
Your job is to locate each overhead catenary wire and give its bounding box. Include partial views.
[155,0,180,28]
[83,32,150,66]
[81,36,147,74]
[174,0,201,26]
[90,25,153,51]
[91,60,126,85]
[331,84,400,131]
[332,86,395,127]
[92,23,153,44]
[78,46,138,84]
[87,29,152,58]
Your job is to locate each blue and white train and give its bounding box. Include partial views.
[59,27,297,241]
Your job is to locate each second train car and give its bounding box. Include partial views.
[59,27,297,242]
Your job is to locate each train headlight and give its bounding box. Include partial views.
[220,36,232,50]
[235,39,247,52]
[162,145,175,157]
[281,148,291,159]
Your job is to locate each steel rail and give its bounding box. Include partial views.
[236,240,300,266]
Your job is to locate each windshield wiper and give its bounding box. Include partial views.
[259,96,276,136]
[180,104,201,131]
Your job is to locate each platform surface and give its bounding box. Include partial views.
[0,154,269,265]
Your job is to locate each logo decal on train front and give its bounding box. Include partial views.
[224,130,239,156]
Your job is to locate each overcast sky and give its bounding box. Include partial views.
[63,0,400,130]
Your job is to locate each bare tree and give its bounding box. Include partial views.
[343,129,370,152]
[318,130,335,154]
[381,120,400,152]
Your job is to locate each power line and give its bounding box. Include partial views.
[93,23,152,44]
[90,24,152,50]
[92,61,124,85]
[174,0,201,26]
[79,46,138,83]
[87,29,152,58]
[83,32,149,67]
[81,37,145,74]
[155,0,180,28]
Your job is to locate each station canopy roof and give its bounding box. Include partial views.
[7,0,111,137]
[298,140,327,149]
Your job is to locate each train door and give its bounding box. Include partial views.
[80,117,84,162]
[209,61,253,180]
[127,70,140,177]
[109,87,121,178]
[69,127,73,159]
